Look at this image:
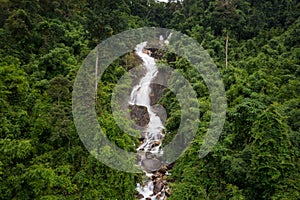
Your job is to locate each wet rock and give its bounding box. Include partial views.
[165,189,171,197]
[157,193,163,199]
[145,152,154,159]
[137,194,144,199]
[139,130,148,140]
[129,105,149,126]
[144,47,166,60]
[154,172,162,180]
[158,166,167,174]
[151,104,167,125]
[141,157,161,172]
[150,140,161,148]
[153,181,164,194]
[149,67,170,105]
[151,175,157,180]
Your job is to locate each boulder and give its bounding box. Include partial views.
[149,83,166,105]
[144,47,166,60]
[165,189,171,197]
[141,158,161,172]
[150,104,167,125]
[150,140,161,148]
[129,105,149,127]
[158,166,167,174]
[145,152,154,159]
[153,181,164,194]
[157,193,163,199]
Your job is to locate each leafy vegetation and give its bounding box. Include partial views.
[0,0,299,199]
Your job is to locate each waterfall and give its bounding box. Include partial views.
[129,41,169,200]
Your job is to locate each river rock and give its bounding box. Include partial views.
[157,193,163,199]
[145,151,154,159]
[150,140,160,148]
[141,157,161,172]
[165,189,171,197]
[137,194,144,199]
[153,181,164,194]
[158,166,167,174]
[129,105,149,127]
[144,47,165,60]
[151,175,157,180]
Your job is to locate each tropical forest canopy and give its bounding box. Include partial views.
[0,0,299,199]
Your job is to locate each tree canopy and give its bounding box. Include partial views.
[0,0,299,199]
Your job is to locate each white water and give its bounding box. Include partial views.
[129,42,165,155]
[129,41,167,199]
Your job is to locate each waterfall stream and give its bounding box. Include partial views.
[129,40,169,200]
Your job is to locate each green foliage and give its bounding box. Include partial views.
[0,0,299,199]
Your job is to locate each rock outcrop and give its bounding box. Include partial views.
[129,105,150,127]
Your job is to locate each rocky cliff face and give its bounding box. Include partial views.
[129,105,150,127]
[150,83,166,106]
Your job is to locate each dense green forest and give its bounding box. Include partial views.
[0,0,299,199]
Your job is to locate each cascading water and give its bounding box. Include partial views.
[129,40,170,199]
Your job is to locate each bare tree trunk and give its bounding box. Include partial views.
[95,47,99,101]
[225,31,228,69]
